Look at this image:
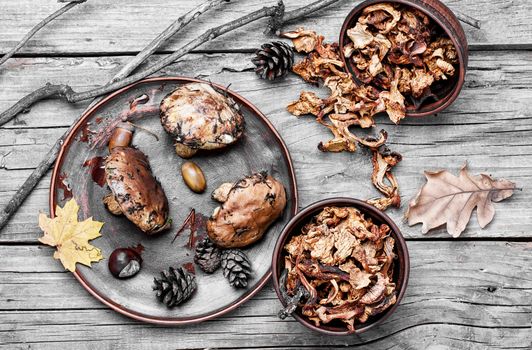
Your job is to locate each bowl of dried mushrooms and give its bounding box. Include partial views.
[339,0,468,118]
[272,198,409,335]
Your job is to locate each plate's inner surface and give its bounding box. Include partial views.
[52,79,296,321]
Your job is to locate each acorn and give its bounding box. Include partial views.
[181,161,206,193]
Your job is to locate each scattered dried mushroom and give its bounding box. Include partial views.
[281,26,405,210]
[280,206,397,331]
[367,147,402,210]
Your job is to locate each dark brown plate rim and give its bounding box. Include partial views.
[49,76,299,325]
[271,197,410,335]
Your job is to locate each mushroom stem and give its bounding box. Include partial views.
[108,122,135,151]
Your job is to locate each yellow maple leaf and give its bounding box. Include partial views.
[39,198,104,272]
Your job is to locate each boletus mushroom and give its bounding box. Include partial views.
[103,124,170,234]
[160,83,245,158]
[207,172,287,248]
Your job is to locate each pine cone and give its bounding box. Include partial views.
[194,237,221,273]
[251,41,294,80]
[221,249,252,288]
[152,266,196,307]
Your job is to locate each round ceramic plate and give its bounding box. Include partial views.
[50,77,298,324]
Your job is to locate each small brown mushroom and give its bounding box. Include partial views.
[105,147,170,234]
[207,172,287,248]
[160,83,245,158]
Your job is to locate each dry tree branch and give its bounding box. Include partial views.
[453,9,481,30]
[0,0,228,229]
[273,0,340,30]
[270,0,481,31]
[112,0,228,82]
[0,0,481,127]
[0,0,341,231]
[0,0,87,67]
[0,2,285,127]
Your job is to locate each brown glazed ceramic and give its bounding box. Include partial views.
[50,77,298,325]
[339,0,468,117]
[272,198,409,335]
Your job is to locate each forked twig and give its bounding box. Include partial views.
[112,0,228,82]
[0,1,87,67]
[0,0,227,229]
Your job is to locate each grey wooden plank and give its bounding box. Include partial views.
[0,0,531,57]
[0,318,529,350]
[1,51,530,129]
[0,242,530,349]
[0,54,249,129]
[0,51,531,240]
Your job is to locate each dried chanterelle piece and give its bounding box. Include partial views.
[104,123,170,234]
[280,206,397,332]
[282,28,391,149]
[282,28,404,210]
[207,172,287,248]
[160,83,245,158]
[367,147,402,210]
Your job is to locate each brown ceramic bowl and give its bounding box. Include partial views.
[272,198,409,335]
[339,0,468,117]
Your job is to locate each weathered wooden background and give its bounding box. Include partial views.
[0,0,531,349]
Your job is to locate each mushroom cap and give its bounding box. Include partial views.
[207,172,287,248]
[105,147,169,234]
[160,82,245,152]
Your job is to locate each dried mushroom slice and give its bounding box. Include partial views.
[287,91,323,116]
[367,146,402,210]
[283,28,405,210]
[378,71,406,124]
[360,3,401,34]
[347,23,374,49]
[281,29,320,53]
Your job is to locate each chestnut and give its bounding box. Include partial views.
[108,247,142,279]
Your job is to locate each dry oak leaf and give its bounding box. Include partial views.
[39,198,104,272]
[405,165,515,237]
